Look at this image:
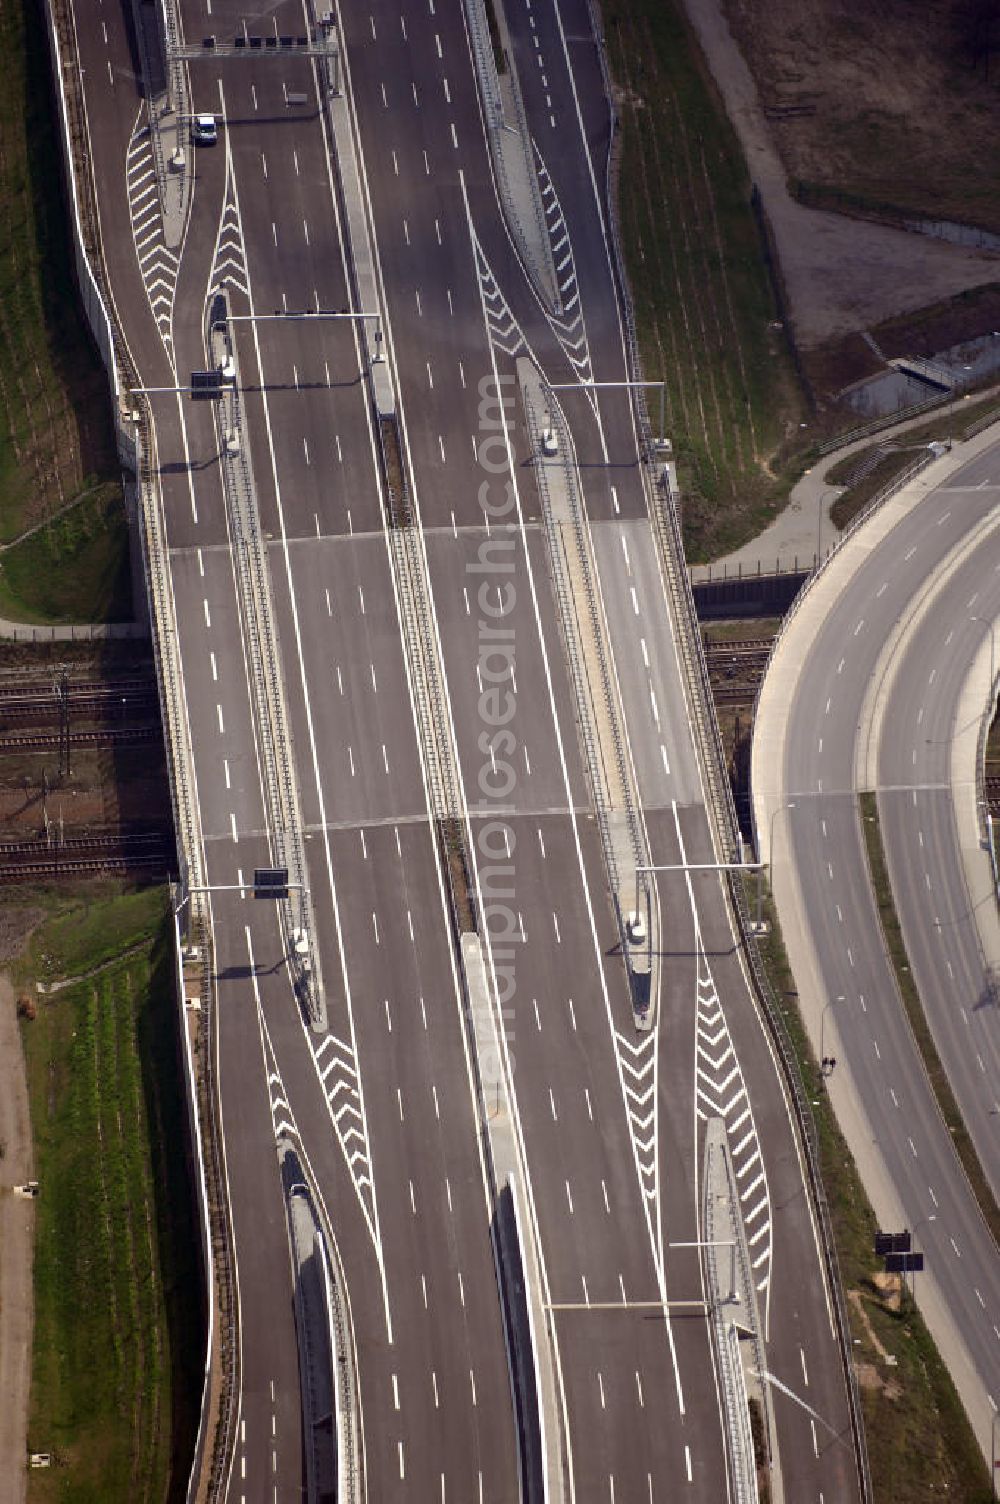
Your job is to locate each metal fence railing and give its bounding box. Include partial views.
[584,3,873,1496]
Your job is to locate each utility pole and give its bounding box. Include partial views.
[54,667,70,780]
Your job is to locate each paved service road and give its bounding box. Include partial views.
[69,0,867,1496]
[758,438,1000,1461]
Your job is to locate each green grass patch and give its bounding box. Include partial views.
[604,0,808,561]
[827,451,918,532]
[0,0,119,544]
[858,792,1000,1249]
[16,885,171,986]
[0,481,130,624]
[21,887,202,1502]
[823,389,1000,531]
[747,875,992,1502]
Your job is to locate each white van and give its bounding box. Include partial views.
[191,115,219,146]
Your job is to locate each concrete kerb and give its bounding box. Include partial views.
[855,508,1000,794]
[952,643,1000,971]
[754,422,1000,867]
[703,1117,784,1504]
[324,87,394,415]
[752,425,1000,1468]
[460,933,563,1503]
[462,0,560,311]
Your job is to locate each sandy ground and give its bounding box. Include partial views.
[682,0,1000,346]
[0,974,35,1503]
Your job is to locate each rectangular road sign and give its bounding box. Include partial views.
[875,1231,911,1256]
[884,1251,924,1274]
[254,867,289,899]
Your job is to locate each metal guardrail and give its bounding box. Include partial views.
[128,0,170,218]
[583,4,874,1496]
[703,1140,759,1504]
[47,5,245,1498]
[215,381,321,1022]
[814,393,949,456]
[751,453,933,729]
[975,667,1000,895]
[464,0,504,128]
[386,523,464,821]
[530,398,647,911]
[651,470,741,860]
[462,0,556,307]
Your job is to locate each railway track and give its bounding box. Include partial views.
[986,775,1000,815]
[0,852,169,884]
[0,680,158,728]
[0,725,161,753]
[0,676,155,699]
[702,636,775,658]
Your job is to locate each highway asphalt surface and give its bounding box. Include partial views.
[73,0,865,1497]
[768,440,1000,1455]
[877,524,1000,1200]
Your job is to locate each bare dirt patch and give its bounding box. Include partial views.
[721,0,1000,236]
[682,0,1000,347]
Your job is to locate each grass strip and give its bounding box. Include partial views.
[825,390,1000,531]
[748,876,992,1502]
[858,791,1000,1250]
[0,0,129,624]
[603,0,808,561]
[0,479,131,624]
[20,888,202,1501]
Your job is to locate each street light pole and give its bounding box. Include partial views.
[972,614,997,691]
[756,801,795,931]
[820,994,845,1075]
[910,1212,937,1302]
